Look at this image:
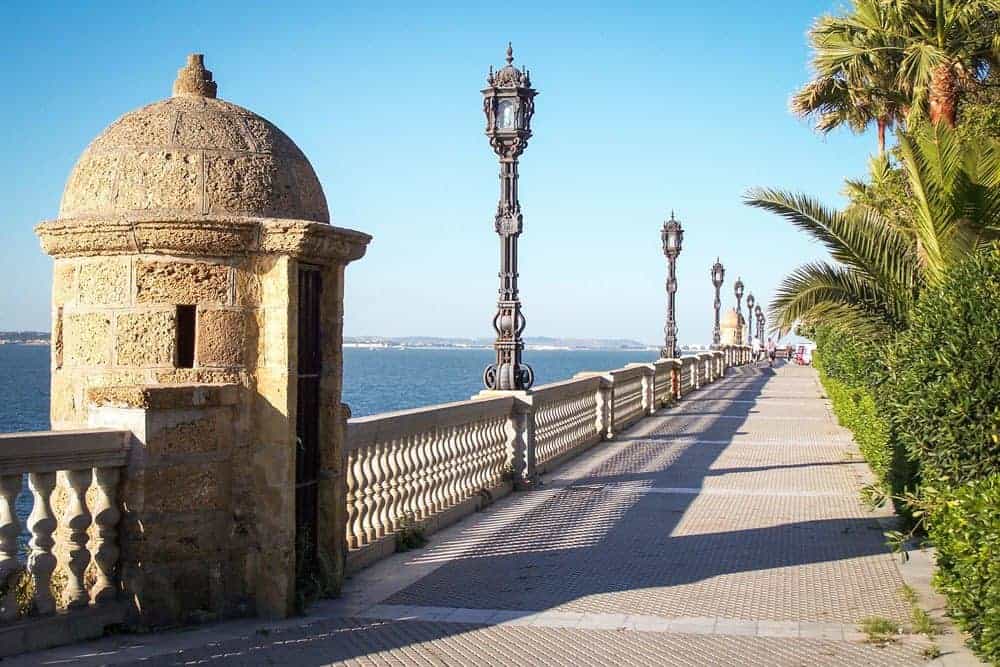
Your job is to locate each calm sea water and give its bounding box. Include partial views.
[0,344,659,431]
[0,345,50,432]
[342,348,659,417]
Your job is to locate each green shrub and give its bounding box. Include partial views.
[812,324,915,498]
[822,376,892,481]
[887,247,1000,486]
[924,476,1000,662]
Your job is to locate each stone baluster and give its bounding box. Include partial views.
[426,432,441,514]
[90,466,120,604]
[26,472,57,615]
[370,442,387,540]
[416,432,433,520]
[0,474,22,621]
[452,426,467,503]
[441,426,459,507]
[459,424,474,500]
[386,439,402,532]
[400,434,417,525]
[360,447,377,543]
[63,468,93,609]
[432,430,448,510]
[344,450,360,549]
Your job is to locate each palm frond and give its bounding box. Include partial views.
[744,188,918,305]
[767,261,908,338]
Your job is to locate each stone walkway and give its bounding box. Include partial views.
[16,363,940,666]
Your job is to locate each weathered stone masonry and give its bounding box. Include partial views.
[35,54,370,624]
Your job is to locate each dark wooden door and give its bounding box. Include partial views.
[295,265,322,584]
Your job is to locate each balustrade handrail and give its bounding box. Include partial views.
[530,374,605,401]
[0,428,130,475]
[608,364,648,380]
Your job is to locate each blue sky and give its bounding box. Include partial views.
[1,1,876,345]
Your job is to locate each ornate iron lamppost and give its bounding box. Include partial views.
[661,212,684,358]
[481,43,537,391]
[711,258,725,347]
[734,277,745,343]
[755,304,764,341]
[746,292,755,344]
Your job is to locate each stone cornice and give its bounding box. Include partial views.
[36,215,371,265]
[86,383,240,410]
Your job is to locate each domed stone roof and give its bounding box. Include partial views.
[58,54,329,224]
[721,308,741,328]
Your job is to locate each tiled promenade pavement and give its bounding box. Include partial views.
[18,363,931,666]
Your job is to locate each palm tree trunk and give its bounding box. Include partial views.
[877,118,887,155]
[929,63,958,127]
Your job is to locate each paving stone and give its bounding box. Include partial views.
[128,617,925,666]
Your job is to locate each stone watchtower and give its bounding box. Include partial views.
[35,55,370,622]
[720,308,742,346]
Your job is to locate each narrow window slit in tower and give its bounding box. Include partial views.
[176,305,196,368]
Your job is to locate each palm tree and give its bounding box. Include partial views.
[816,0,1000,128]
[793,0,908,154]
[898,122,1000,281]
[897,0,1000,126]
[746,123,1000,335]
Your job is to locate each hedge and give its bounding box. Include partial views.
[886,247,1000,486]
[925,476,1000,663]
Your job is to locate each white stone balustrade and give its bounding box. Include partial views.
[697,352,713,386]
[532,375,608,473]
[0,429,129,624]
[652,359,680,409]
[679,356,697,395]
[344,396,514,551]
[607,365,650,435]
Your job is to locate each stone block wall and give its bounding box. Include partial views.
[50,255,250,429]
[39,213,370,626]
[88,385,244,625]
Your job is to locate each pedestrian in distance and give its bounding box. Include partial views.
[751,335,762,364]
[766,337,776,367]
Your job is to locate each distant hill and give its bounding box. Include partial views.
[0,331,50,345]
[345,336,655,350]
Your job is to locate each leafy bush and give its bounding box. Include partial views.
[812,325,916,498]
[924,476,1000,662]
[812,324,889,390]
[821,375,892,482]
[887,247,1000,486]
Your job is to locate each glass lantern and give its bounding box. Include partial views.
[662,218,684,255]
[497,99,518,129]
[712,260,725,287]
